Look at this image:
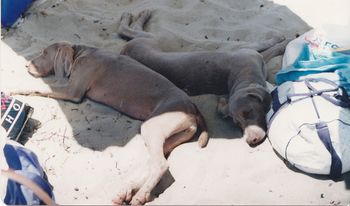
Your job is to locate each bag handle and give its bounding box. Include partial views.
[1,169,58,206]
[270,78,350,118]
[315,122,342,179]
[304,78,350,108]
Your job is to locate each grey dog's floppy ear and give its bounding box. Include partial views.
[245,84,272,112]
[54,44,74,80]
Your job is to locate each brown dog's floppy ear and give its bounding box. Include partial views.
[54,44,74,81]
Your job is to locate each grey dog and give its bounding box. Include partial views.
[118,10,290,146]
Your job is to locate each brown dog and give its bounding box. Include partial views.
[12,42,209,205]
[118,10,290,146]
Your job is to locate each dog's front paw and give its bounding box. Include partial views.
[217,97,230,118]
[9,91,30,96]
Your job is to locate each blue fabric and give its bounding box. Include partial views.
[1,0,33,27]
[275,44,350,94]
[271,88,282,113]
[3,144,54,205]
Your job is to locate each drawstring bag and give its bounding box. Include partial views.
[267,78,350,179]
[1,143,55,205]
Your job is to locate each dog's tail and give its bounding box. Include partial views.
[195,107,209,148]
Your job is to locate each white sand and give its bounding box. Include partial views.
[1,0,349,205]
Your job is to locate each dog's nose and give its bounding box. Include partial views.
[246,137,258,147]
[251,137,258,144]
[25,61,40,77]
[25,61,32,68]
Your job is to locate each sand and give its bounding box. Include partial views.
[1,0,349,205]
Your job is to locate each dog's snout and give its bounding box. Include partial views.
[244,125,266,147]
[25,61,43,77]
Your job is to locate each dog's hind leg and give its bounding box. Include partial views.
[163,124,197,155]
[118,11,154,40]
[112,166,150,205]
[130,9,152,31]
[113,117,198,204]
[125,112,197,205]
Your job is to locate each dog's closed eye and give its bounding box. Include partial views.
[239,109,253,120]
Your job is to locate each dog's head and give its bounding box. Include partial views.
[26,42,74,81]
[229,84,271,146]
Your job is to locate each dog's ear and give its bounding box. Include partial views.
[54,44,74,81]
[245,84,272,112]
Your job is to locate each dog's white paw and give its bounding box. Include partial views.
[130,190,151,206]
[113,187,135,205]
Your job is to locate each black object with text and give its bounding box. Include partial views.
[1,92,33,141]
